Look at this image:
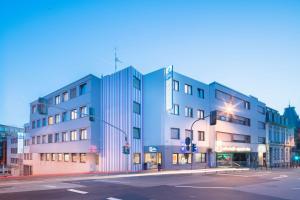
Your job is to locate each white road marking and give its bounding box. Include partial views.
[107,197,123,200]
[67,189,88,194]
[217,173,250,178]
[176,185,233,189]
[272,175,288,180]
[43,185,57,188]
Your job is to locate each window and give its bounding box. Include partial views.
[217,111,251,126]
[70,87,77,99]
[257,106,266,114]
[217,131,251,143]
[37,119,41,128]
[79,129,88,140]
[58,153,63,161]
[48,134,53,143]
[70,130,77,141]
[42,135,47,144]
[197,109,204,119]
[195,153,206,163]
[171,128,180,139]
[80,153,86,163]
[178,153,192,164]
[185,129,193,139]
[55,114,60,124]
[55,133,59,142]
[62,92,68,102]
[257,121,266,129]
[62,132,68,142]
[32,121,36,129]
[197,88,204,99]
[184,84,192,95]
[71,153,78,162]
[172,104,179,115]
[80,106,87,118]
[133,101,141,114]
[133,153,141,164]
[133,127,141,139]
[198,131,205,141]
[258,137,266,144]
[42,118,46,126]
[64,153,70,162]
[172,153,178,164]
[37,136,41,144]
[48,116,54,125]
[173,80,179,91]
[79,83,87,95]
[32,105,36,113]
[40,153,46,161]
[185,107,193,118]
[62,112,67,122]
[71,109,77,120]
[245,101,250,110]
[133,76,141,90]
[55,95,60,105]
[32,136,35,145]
[46,153,51,161]
[51,154,56,161]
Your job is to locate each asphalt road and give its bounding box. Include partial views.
[1,169,300,200]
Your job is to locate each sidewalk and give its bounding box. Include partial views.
[0,167,249,185]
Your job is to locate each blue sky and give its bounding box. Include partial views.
[1,0,300,127]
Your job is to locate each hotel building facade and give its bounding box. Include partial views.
[23,66,294,175]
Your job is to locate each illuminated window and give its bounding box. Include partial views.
[55,95,60,105]
[46,153,51,161]
[51,153,56,161]
[172,153,178,164]
[62,132,68,142]
[55,114,60,124]
[197,109,204,119]
[48,116,54,125]
[71,109,77,120]
[185,107,193,118]
[80,153,86,163]
[184,84,192,95]
[172,104,179,115]
[79,129,87,140]
[80,106,87,118]
[195,153,206,163]
[178,153,191,164]
[62,92,68,102]
[58,153,63,161]
[40,153,45,161]
[71,153,78,162]
[173,80,179,91]
[70,130,77,141]
[64,153,70,162]
[133,153,141,164]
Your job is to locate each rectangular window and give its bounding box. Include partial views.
[172,104,179,115]
[217,111,251,126]
[71,153,77,162]
[32,105,36,113]
[37,119,41,128]
[245,101,250,110]
[178,153,192,164]
[80,106,87,118]
[37,136,41,144]
[171,128,180,139]
[133,153,141,164]
[185,107,193,118]
[198,131,205,141]
[185,129,193,140]
[133,76,141,90]
[258,137,266,144]
[195,153,206,163]
[40,153,45,161]
[46,153,51,161]
[64,153,70,162]
[48,116,54,125]
[257,121,266,129]
[197,109,204,119]
[70,130,77,141]
[51,153,56,161]
[55,114,60,124]
[184,84,192,95]
[133,127,141,139]
[42,118,46,126]
[55,95,60,105]
[197,88,204,99]
[70,87,77,99]
[172,153,178,164]
[58,153,63,161]
[62,132,68,142]
[32,136,35,145]
[173,80,179,91]
[79,83,87,95]
[48,134,53,143]
[71,109,77,120]
[257,105,266,114]
[62,92,68,102]
[55,133,59,142]
[62,112,67,122]
[32,121,36,129]
[79,129,88,140]
[42,135,47,144]
[80,153,86,163]
[133,101,141,114]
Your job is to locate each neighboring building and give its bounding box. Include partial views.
[266,108,294,167]
[0,124,24,175]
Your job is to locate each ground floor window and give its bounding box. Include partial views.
[80,153,86,163]
[173,153,192,165]
[58,153,63,161]
[144,153,162,169]
[133,153,141,164]
[64,153,70,162]
[195,153,206,163]
[51,153,56,161]
[71,153,78,162]
[172,153,178,164]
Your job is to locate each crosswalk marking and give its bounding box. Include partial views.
[272,175,288,179]
[107,197,123,200]
[67,189,88,194]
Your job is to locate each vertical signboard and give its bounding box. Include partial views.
[165,65,173,111]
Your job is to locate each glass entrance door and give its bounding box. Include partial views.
[144,153,162,169]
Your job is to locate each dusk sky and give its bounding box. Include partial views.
[1,0,300,127]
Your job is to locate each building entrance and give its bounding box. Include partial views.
[144,153,161,169]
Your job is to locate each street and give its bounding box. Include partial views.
[1,168,300,200]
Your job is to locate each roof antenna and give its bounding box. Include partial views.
[114,47,122,72]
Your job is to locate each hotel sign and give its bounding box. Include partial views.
[216,146,251,153]
[165,65,173,111]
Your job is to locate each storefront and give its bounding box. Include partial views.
[144,146,162,170]
[216,145,251,167]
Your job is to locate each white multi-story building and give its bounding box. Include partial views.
[24,66,294,175]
